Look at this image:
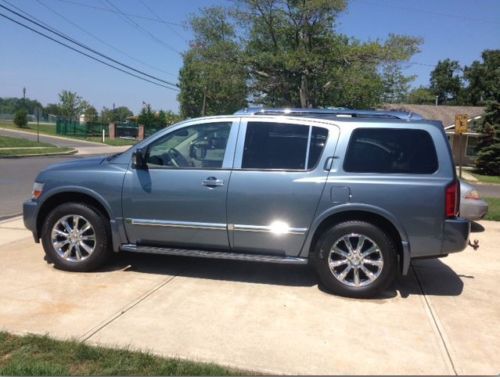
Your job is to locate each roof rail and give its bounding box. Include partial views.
[234,107,424,121]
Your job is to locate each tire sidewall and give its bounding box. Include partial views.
[314,221,397,298]
[41,203,110,272]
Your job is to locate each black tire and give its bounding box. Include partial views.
[41,202,112,272]
[312,221,397,298]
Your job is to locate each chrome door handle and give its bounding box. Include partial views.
[202,177,224,187]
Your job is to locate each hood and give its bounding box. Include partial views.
[41,156,106,173]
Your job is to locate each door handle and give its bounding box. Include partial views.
[202,177,224,187]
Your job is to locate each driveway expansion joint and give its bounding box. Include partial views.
[412,265,458,375]
[80,274,178,342]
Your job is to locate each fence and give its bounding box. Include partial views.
[56,119,108,137]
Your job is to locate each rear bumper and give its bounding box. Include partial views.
[442,218,470,254]
[460,199,488,221]
[23,199,39,242]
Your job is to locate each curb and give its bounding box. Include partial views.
[0,148,78,159]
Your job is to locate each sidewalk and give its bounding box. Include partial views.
[0,217,498,375]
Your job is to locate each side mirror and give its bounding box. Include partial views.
[132,148,147,169]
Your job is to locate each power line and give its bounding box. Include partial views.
[35,0,178,78]
[53,0,184,28]
[0,11,178,91]
[0,2,178,89]
[138,0,187,42]
[102,0,181,55]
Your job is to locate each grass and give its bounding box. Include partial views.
[0,135,53,148]
[0,135,73,157]
[470,172,500,185]
[484,197,500,221]
[0,121,138,146]
[0,121,57,135]
[0,332,250,376]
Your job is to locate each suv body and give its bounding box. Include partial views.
[23,109,470,297]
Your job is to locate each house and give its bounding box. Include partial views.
[381,104,486,166]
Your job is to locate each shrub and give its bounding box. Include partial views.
[13,109,28,128]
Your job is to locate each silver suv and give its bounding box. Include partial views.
[23,108,470,298]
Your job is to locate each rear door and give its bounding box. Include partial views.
[227,118,339,257]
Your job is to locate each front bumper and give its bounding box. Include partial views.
[442,218,470,254]
[23,199,39,242]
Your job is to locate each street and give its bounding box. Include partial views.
[0,155,81,219]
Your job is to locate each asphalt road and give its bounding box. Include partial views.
[473,183,500,198]
[0,128,101,148]
[0,155,81,220]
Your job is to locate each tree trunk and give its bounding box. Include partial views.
[300,73,309,108]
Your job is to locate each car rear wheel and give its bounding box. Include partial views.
[313,221,397,298]
[41,203,111,272]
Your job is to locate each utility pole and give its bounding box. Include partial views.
[435,95,438,106]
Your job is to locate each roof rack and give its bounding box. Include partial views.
[234,107,424,122]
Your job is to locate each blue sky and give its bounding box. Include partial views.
[0,0,499,113]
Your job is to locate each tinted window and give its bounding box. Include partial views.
[242,122,309,170]
[308,127,328,169]
[146,122,231,169]
[344,128,438,174]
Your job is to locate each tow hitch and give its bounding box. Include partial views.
[468,239,480,250]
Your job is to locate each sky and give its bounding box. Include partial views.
[0,0,499,114]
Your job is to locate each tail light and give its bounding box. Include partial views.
[445,180,460,218]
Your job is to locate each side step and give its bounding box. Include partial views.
[120,244,308,265]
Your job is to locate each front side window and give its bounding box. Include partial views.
[344,128,438,174]
[146,122,231,169]
[242,122,328,170]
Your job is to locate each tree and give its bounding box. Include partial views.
[0,97,42,114]
[13,109,28,128]
[164,110,182,126]
[463,49,500,105]
[44,103,61,116]
[235,1,420,108]
[178,7,247,117]
[58,90,83,121]
[381,63,416,103]
[475,102,500,175]
[407,86,436,104]
[84,105,98,123]
[430,59,463,104]
[100,106,133,123]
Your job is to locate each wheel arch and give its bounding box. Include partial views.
[302,205,411,275]
[35,187,112,242]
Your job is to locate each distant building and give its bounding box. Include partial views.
[381,104,485,166]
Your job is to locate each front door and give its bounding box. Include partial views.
[122,119,238,249]
[227,118,338,257]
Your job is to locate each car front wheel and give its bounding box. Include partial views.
[41,203,111,272]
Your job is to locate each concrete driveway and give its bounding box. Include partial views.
[0,217,498,375]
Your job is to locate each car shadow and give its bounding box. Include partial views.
[100,252,465,298]
[471,221,485,233]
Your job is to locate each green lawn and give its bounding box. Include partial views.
[0,121,138,146]
[0,332,249,376]
[0,121,57,135]
[0,135,73,157]
[0,135,52,148]
[484,197,500,221]
[470,173,500,185]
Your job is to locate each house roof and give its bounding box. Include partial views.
[380,104,485,128]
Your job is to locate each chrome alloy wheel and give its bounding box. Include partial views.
[51,215,96,262]
[328,233,384,287]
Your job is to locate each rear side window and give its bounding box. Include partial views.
[242,122,328,170]
[343,128,438,174]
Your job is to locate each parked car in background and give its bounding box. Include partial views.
[23,108,471,298]
[460,181,488,221]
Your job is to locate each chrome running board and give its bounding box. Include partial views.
[120,244,308,265]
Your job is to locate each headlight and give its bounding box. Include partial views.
[32,182,44,199]
[464,189,480,200]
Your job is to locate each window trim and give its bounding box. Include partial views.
[342,127,439,175]
[234,120,329,172]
